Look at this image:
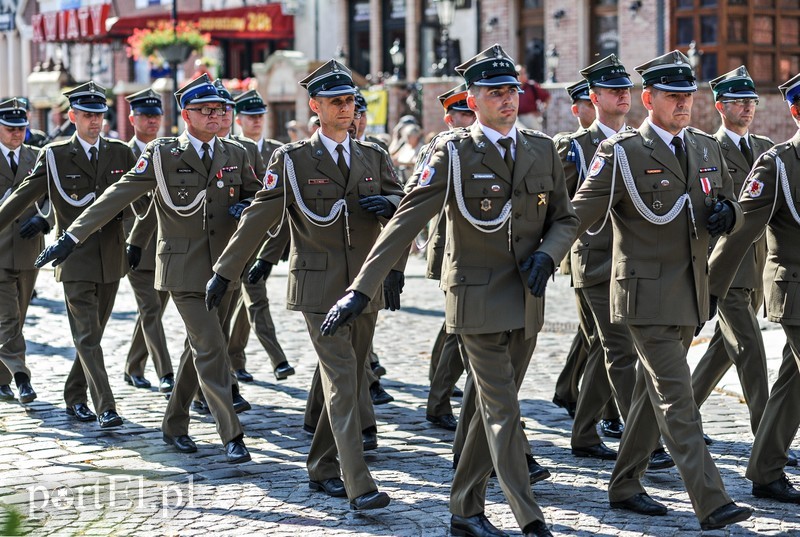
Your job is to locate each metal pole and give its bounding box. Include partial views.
[171,0,179,134]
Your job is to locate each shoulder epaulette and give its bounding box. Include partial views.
[104,137,132,147]
[686,126,714,139]
[264,138,283,147]
[518,127,552,140]
[353,138,382,152]
[144,137,177,152]
[274,139,307,156]
[608,130,639,144]
[751,133,774,145]
[767,141,793,158]
[43,138,72,150]
[221,137,245,149]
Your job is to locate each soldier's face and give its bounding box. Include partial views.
[467,85,519,132]
[591,87,631,118]
[309,95,356,135]
[236,113,265,139]
[182,103,224,141]
[356,113,368,138]
[218,107,233,134]
[718,99,756,131]
[445,110,476,129]
[69,110,104,142]
[571,101,596,129]
[0,125,25,150]
[129,113,162,140]
[643,89,693,134]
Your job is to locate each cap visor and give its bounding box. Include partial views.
[651,81,697,93]
[472,75,522,87]
[187,95,227,105]
[134,106,163,115]
[0,118,29,127]
[72,103,108,113]
[593,76,633,88]
[313,85,357,97]
[719,91,759,100]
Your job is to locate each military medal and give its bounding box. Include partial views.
[699,177,712,195]
[491,184,501,192]
[216,180,224,188]
[660,179,670,187]
[704,197,714,207]
[652,200,663,210]
[480,198,492,212]
[178,188,189,201]
[70,193,78,200]
[538,193,547,206]
[229,187,235,197]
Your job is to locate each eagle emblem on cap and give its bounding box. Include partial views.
[493,45,502,59]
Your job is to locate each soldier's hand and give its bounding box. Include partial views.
[707,201,735,237]
[247,259,273,284]
[228,200,251,220]
[359,195,396,218]
[34,233,76,268]
[383,270,404,311]
[321,291,369,336]
[19,215,50,239]
[126,244,142,270]
[520,251,555,297]
[205,273,230,311]
[695,294,719,336]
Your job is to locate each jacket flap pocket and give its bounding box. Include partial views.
[446,266,492,287]
[303,183,340,199]
[289,252,327,271]
[615,260,660,280]
[464,180,507,198]
[157,237,190,254]
[524,175,554,194]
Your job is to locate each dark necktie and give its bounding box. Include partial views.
[8,151,17,175]
[89,146,98,171]
[498,137,515,175]
[739,137,754,168]
[336,144,349,180]
[672,136,688,179]
[201,142,212,173]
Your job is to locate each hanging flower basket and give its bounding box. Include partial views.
[127,21,210,63]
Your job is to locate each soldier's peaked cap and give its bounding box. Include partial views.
[234,89,267,115]
[299,60,356,98]
[635,50,697,93]
[213,79,235,105]
[0,98,29,127]
[565,80,591,102]
[354,91,368,113]
[125,88,163,115]
[456,44,522,88]
[581,54,633,89]
[438,83,471,112]
[64,81,108,113]
[709,66,758,101]
[779,73,800,105]
[174,74,226,109]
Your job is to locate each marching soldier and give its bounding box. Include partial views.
[0,83,135,428]
[122,88,175,393]
[227,88,295,383]
[36,74,259,463]
[707,72,800,504]
[571,51,752,530]
[321,44,578,537]
[206,60,403,508]
[0,98,48,404]
[692,67,772,435]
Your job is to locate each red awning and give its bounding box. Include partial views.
[107,4,293,41]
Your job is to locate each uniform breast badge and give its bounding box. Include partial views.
[480,198,492,212]
[229,187,235,198]
[177,188,189,201]
[652,200,663,210]
[216,180,224,188]
[537,193,547,206]
[70,193,79,200]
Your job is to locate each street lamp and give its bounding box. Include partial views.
[389,38,405,80]
[434,0,456,76]
[545,44,559,83]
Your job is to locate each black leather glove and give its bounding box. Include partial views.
[19,215,49,239]
[247,259,273,284]
[126,244,142,270]
[34,233,76,268]
[695,294,719,337]
[321,291,370,336]
[383,270,405,311]
[205,273,230,311]
[228,199,251,220]
[707,201,735,237]
[520,251,555,297]
[358,195,396,218]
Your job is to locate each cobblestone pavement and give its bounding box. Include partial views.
[0,255,799,536]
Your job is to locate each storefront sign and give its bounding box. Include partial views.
[32,3,110,42]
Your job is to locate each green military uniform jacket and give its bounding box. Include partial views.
[68,132,261,293]
[124,137,159,272]
[0,144,50,270]
[0,134,135,283]
[711,127,772,290]
[709,130,800,324]
[572,121,742,327]
[214,131,404,315]
[350,123,579,339]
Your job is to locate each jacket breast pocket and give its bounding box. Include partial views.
[637,176,676,216]
[445,266,491,328]
[524,175,554,221]
[287,252,327,307]
[613,260,661,319]
[357,180,380,197]
[216,174,242,207]
[167,173,201,206]
[303,183,342,215]
[770,265,800,320]
[156,237,190,288]
[464,179,508,221]
[60,175,91,197]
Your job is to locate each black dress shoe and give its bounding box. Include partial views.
[699,502,752,530]
[523,519,553,537]
[572,442,617,460]
[17,382,36,404]
[163,434,198,453]
[349,490,390,511]
[0,385,14,400]
[191,399,210,414]
[600,418,624,438]
[309,477,347,498]
[98,410,123,429]
[610,492,668,516]
[648,448,675,470]
[232,392,251,413]
[274,361,295,380]
[552,394,576,418]
[123,373,151,389]
[450,512,508,537]
[753,473,800,503]
[225,438,251,463]
[787,450,798,467]
[370,382,394,405]
[452,386,464,398]
[235,369,254,382]
[362,428,378,451]
[703,433,714,445]
[526,455,552,484]
[159,374,174,393]
[427,413,458,431]
[66,403,96,422]
[370,361,386,378]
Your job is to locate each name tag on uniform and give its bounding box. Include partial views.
[308,179,329,185]
[65,174,81,180]
[644,169,663,174]
[177,168,193,173]
[472,173,495,180]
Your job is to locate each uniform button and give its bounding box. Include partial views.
[514,189,521,196]
[210,230,215,236]
[652,184,658,189]
[515,236,520,242]
[302,261,307,267]
[207,198,212,203]
[459,276,466,282]
[514,212,521,218]
[794,272,799,278]
[482,188,488,195]
[692,255,696,261]
[630,269,636,275]
[208,214,213,219]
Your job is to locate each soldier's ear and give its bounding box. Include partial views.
[791,104,800,121]
[67,109,77,124]
[641,89,654,111]
[309,98,320,114]
[714,101,725,114]
[466,95,478,112]
[589,91,599,106]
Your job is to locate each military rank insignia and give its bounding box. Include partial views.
[419,165,435,186]
[746,178,764,198]
[170,147,181,156]
[265,170,278,190]
[537,193,547,206]
[134,156,148,174]
[587,157,604,178]
[480,198,491,212]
